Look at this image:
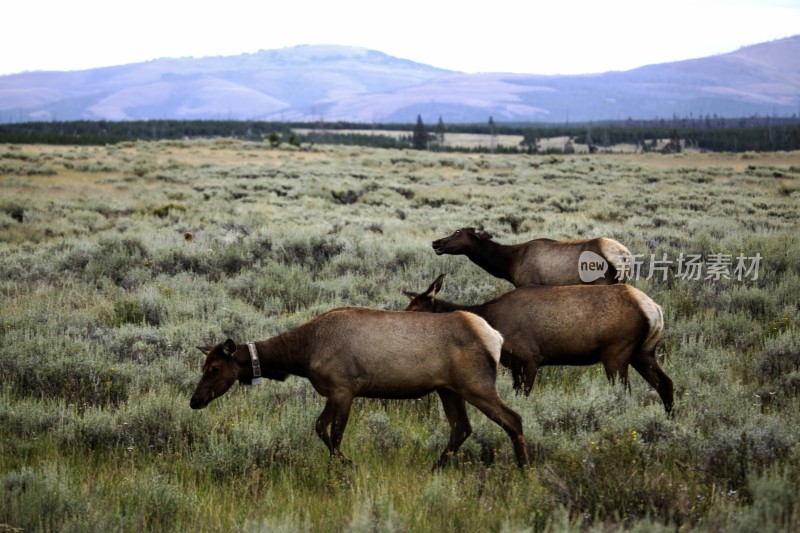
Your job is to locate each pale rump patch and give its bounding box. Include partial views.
[627,286,664,353]
[598,238,632,269]
[456,311,503,364]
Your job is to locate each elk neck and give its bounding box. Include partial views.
[250,328,313,380]
[466,239,520,284]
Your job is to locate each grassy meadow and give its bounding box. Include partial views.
[1,139,799,532]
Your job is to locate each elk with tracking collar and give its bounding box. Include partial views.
[190,306,530,469]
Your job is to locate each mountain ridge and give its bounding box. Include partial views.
[1,37,798,123]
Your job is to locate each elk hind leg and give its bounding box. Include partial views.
[632,352,674,415]
[464,390,529,468]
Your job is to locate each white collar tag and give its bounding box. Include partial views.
[247,342,263,385]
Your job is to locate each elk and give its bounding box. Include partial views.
[190,307,529,469]
[432,227,632,286]
[404,275,673,414]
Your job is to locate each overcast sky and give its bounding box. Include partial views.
[2,0,798,76]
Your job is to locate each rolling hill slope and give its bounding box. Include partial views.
[1,37,798,123]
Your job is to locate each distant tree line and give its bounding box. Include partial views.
[567,121,800,153]
[1,114,799,152]
[0,120,295,145]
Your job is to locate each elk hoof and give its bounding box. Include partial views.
[331,451,353,465]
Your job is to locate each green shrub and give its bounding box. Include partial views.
[190,409,315,479]
[71,389,211,453]
[1,345,131,408]
[541,424,706,528]
[714,311,764,351]
[118,392,207,452]
[346,496,404,533]
[82,236,151,285]
[756,329,800,379]
[2,141,800,532]
[0,197,27,222]
[151,202,188,218]
[729,468,800,532]
[1,465,88,532]
[228,263,322,313]
[116,474,196,531]
[106,296,147,326]
[279,234,346,270]
[354,409,405,453]
[106,325,172,363]
[0,395,76,440]
[698,418,798,490]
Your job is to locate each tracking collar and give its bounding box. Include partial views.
[246,342,263,385]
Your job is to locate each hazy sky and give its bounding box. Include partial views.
[3,0,799,76]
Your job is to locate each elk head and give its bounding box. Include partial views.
[190,339,247,409]
[432,227,493,255]
[403,274,445,312]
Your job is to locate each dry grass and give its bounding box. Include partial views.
[1,140,799,532]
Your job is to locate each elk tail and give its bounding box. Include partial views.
[458,311,503,365]
[640,297,664,354]
[600,238,632,283]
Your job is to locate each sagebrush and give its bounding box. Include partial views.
[1,140,799,532]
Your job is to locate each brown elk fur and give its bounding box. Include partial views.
[190,307,529,469]
[432,227,631,286]
[404,275,673,414]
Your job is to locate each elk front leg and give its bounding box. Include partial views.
[521,361,540,396]
[315,399,335,453]
[328,389,355,463]
[433,389,473,470]
[502,353,526,393]
[600,342,635,393]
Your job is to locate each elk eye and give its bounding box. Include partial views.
[211,366,220,374]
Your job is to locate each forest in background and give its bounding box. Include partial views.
[1,115,800,152]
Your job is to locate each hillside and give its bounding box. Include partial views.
[1,37,799,123]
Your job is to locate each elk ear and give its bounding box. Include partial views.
[402,290,419,300]
[474,228,493,240]
[196,345,212,354]
[424,274,445,299]
[222,339,238,357]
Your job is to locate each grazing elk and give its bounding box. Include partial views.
[404,275,673,414]
[190,307,529,469]
[432,227,631,286]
